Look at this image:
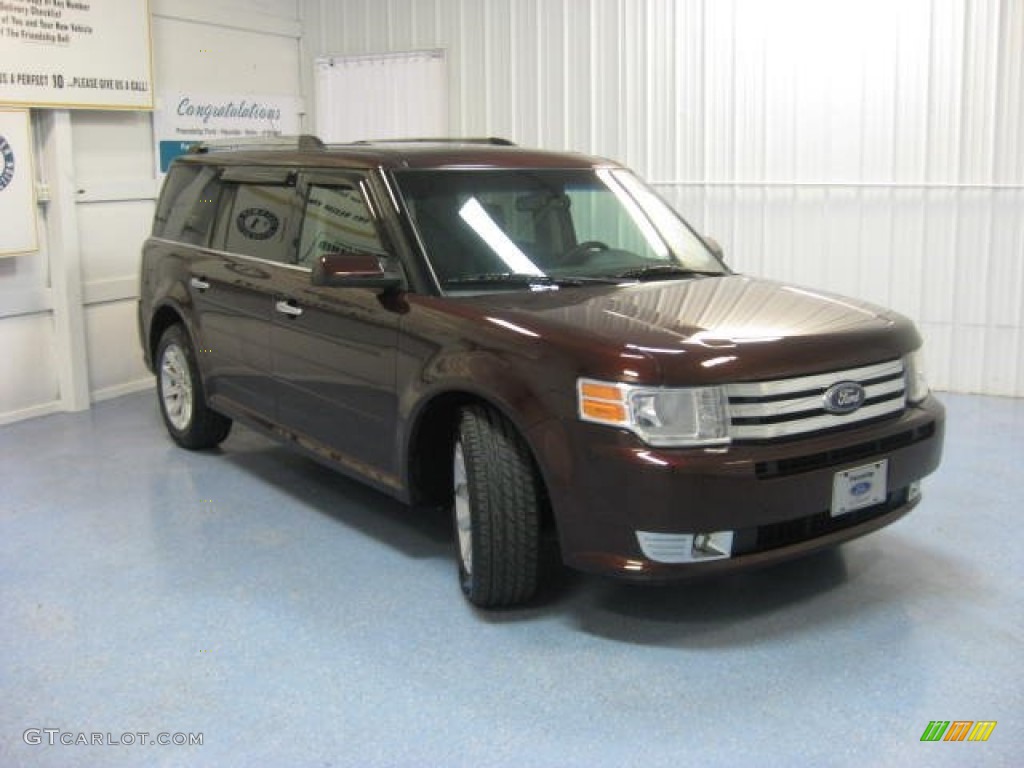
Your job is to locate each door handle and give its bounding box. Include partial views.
[275,299,303,318]
[190,276,210,291]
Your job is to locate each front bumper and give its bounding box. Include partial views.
[536,396,945,581]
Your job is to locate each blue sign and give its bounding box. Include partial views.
[159,140,198,173]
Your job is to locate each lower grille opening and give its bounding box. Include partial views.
[755,422,936,479]
[731,487,911,556]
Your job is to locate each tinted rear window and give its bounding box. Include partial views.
[152,164,222,245]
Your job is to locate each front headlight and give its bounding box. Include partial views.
[577,378,731,447]
[903,349,930,404]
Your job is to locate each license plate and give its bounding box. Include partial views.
[831,460,888,517]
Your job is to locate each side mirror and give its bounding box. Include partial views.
[703,235,724,262]
[311,252,403,292]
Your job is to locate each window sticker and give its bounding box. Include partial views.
[236,208,280,240]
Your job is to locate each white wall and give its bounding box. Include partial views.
[301,0,1024,396]
[0,0,303,424]
[3,0,1018,424]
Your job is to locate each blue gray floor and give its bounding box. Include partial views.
[1,391,1021,767]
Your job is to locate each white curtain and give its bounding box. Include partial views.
[314,50,448,143]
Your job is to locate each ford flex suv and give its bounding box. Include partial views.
[138,136,945,607]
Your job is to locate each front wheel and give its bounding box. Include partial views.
[453,405,543,608]
[156,324,232,450]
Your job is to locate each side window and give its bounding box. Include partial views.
[297,182,388,269]
[153,165,222,245]
[214,182,295,263]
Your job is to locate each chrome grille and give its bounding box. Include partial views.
[726,359,906,441]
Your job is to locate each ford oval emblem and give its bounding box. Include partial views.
[823,381,866,415]
[850,480,872,497]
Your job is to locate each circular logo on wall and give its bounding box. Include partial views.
[0,134,15,192]
[236,207,280,240]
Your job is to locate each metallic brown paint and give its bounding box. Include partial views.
[139,142,945,584]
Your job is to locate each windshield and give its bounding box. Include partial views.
[393,168,726,292]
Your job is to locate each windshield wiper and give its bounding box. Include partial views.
[615,265,724,281]
[443,272,618,288]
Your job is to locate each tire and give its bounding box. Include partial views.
[453,405,543,608]
[155,324,232,450]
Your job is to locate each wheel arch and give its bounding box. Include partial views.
[147,302,191,366]
[404,388,557,535]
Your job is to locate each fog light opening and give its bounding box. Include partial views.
[692,531,734,559]
[636,530,734,564]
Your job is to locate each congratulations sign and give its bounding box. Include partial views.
[0,0,153,109]
[152,91,300,174]
[0,108,38,256]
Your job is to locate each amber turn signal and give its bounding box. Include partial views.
[578,379,628,425]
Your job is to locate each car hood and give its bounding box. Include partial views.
[457,275,920,384]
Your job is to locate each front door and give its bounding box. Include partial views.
[271,172,403,487]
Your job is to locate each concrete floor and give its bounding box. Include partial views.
[0,390,1020,767]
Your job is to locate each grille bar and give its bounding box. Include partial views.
[729,377,905,420]
[727,360,904,399]
[726,359,906,441]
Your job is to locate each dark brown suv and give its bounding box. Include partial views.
[139,136,945,607]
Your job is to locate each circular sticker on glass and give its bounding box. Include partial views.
[0,134,15,192]
[236,207,280,240]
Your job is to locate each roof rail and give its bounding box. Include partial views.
[348,137,516,147]
[188,134,326,154]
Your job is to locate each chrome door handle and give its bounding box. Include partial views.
[275,300,303,317]
[190,277,210,291]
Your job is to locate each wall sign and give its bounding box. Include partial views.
[0,108,38,256]
[0,0,153,110]
[152,91,301,175]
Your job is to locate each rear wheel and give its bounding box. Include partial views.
[453,405,542,608]
[156,324,231,449]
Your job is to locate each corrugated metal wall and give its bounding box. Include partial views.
[302,0,1024,396]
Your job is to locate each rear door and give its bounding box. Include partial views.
[196,167,300,419]
[271,171,403,485]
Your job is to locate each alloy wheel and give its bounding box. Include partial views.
[453,440,472,575]
[160,342,193,431]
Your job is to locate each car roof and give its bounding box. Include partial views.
[174,137,622,172]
